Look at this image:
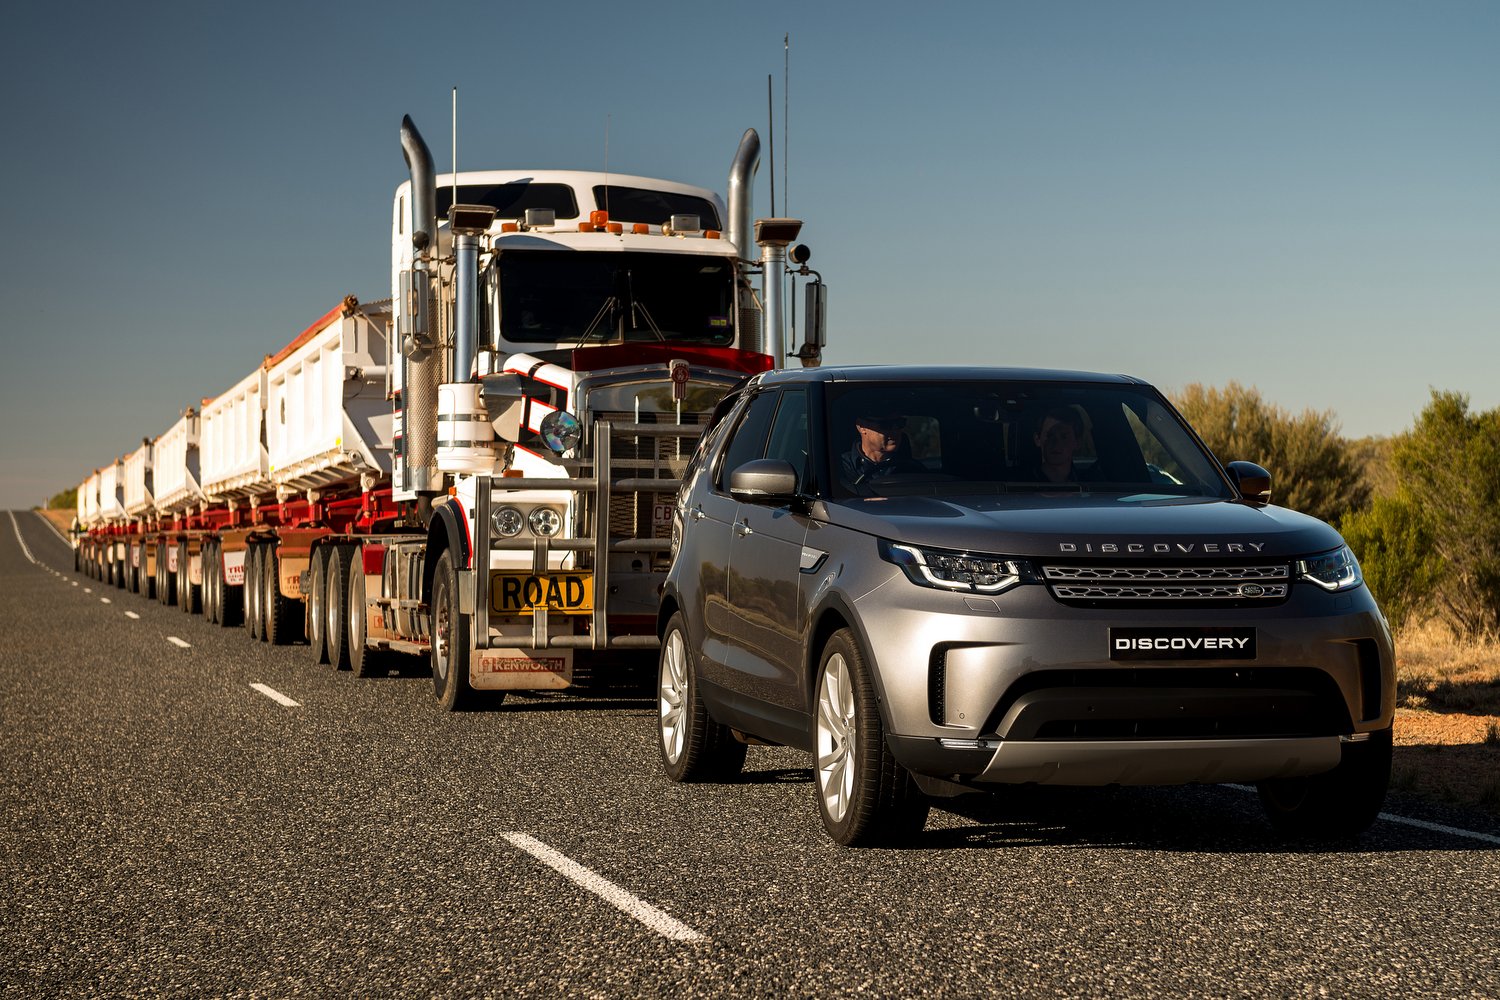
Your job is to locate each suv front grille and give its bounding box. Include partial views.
[1043,563,1290,604]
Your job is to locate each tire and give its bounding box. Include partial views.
[263,543,299,645]
[347,555,379,679]
[1257,727,1392,841]
[658,612,744,781]
[203,541,219,625]
[325,545,353,671]
[813,629,929,847]
[429,549,478,711]
[142,544,155,601]
[179,542,199,615]
[162,542,177,607]
[245,544,262,640]
[115,553,126,589]
[307,547,329,664]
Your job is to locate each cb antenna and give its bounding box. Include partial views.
[451,87,458,213]
[767,74,775,217]
[604,113,611,218]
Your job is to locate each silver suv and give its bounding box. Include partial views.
[657,367,1393,846]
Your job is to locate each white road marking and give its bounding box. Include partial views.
[166,636,191,648]
[84,588,92,594]
[125,612,140,620]
[71,581,78,587]
[101,598,111,604]
[1226,784,1500,846]
[7,511,37,564]
[500,832,706,944]
[250,683,301,708]
[32,510,71,544]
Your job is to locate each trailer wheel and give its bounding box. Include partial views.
[116,552,126,590]
[264,544,299,645]
[245,544,262,640]
[347,556,380,679]
[162,541,177,607]
[179,541,199,615]
[203,541,219,624]
[428,549,476,710]
[325,546,354,670]
[307,547,329,664]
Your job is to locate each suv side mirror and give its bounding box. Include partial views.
[729,459,799,502]
[1226,461,1272,505]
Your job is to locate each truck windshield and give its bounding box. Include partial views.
[496,251,735,347]
[827,380,1234,500]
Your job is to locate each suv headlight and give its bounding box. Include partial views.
[879,540,1036,595]
[1297,545,1362,592]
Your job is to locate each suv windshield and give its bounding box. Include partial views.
[495,250,734,347]
[827,380,1232,500]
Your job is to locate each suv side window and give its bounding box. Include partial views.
[714,390,780,492]
[763,389,812,492]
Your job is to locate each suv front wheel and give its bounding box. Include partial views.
[1256,726,1392,841]
[815,629,929,847]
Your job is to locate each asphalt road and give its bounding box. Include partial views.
[4,510,1499,998]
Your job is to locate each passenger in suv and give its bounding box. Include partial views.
[657,367,1393,847]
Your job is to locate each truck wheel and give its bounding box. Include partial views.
[325,546,354,670]
[1257,727,1392,842]
[162,542,177,607]
[430,549,476,710]
[244,545,262,640]
[658,612,744,781]
[116,554,126,589]
[814,629,929,847]
[179,542,199,615]
[203,541,219,625]
[347,557,381,679]
[263,544,299,645]
[307,547,329,664]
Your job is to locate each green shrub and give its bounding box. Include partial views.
[46,487,77,511]
[1339,495,1442,633]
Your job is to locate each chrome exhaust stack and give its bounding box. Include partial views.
[399,115,443,501]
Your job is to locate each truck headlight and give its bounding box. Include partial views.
[492,506,525,538]
[1297,545,1362,592]
[879,540,1035,595]
[528,506,563,537]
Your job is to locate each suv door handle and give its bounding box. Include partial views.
[689,505,706,521]
[734,521,754,537]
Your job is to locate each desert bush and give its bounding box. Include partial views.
[1341,495,1443,633]
[1172,382,1368,526]
[46,487,77,510]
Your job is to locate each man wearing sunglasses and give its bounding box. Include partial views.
[840,409,925,492]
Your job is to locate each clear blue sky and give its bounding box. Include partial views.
[2,1,1496,509]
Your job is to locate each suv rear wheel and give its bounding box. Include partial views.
[815,629,929,847]
[658,613,745,782]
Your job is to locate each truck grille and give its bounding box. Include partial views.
[596,412,710,544]
[1043,564,1290,604]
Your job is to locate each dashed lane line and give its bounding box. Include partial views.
[101,598,111,604]
[501,832,707,944]
[31,510,70,545]
[166,637,191,649]
[250,683,301,708]
[125,612,140,620]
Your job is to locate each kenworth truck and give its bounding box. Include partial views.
[72,115,826,709]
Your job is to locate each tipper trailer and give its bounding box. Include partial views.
[70,115,825,709]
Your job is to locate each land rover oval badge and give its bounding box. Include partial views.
[1240,583,1266,597]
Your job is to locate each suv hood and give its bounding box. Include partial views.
[824,494,1344,560]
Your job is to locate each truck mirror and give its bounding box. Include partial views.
[480,372,526,442]
[796,280,827,367]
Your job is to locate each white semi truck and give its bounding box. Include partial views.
[72,115,825,709]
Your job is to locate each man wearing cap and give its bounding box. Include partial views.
[840,409,925,492]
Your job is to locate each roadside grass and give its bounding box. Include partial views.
[1394,618,1500,715]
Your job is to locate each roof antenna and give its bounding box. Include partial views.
[451,87,458,213]
[785,32,795,351]
[767,74,776,217]
[604,113,611,219]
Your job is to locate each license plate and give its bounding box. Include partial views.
[490,572,594,615]
[1110,627,1257,660]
